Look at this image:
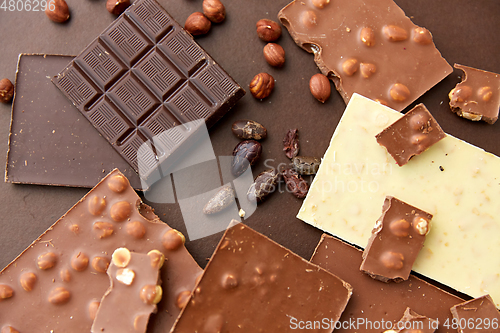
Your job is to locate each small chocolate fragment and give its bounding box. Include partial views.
[450,295,500,333]
[203,185,236,214]
[247,169,281,203]
[393,307,438,333]
[53,0,245,187]
[449,64,500,124]
[91,249,164,332]
[231,140,262,176]
[376,104,446,166]
[231,119,267,140]
[170,223,352,332]
[360,196,432,282]
[292,156,320,175]
[0,78,14,103]
[282,168,308,199]
[283,128,299,159]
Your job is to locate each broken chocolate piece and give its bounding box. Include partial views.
[449,64,500,124]
[376,103,446,166]
[92,249,164,332]
[450,295,500,333]
[278,0,452,111]
[360,196,432,282]
[394,307,438,333]
[53,0,245,187]
[0,169,201,332]
[171,223,352,332]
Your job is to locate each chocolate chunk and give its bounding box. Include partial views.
[449,64,500,124]
[375,103,446,166]
[283,128,299,159]
[311,235,465,333]
[92,249,164,333]
[53,0,245,187]
[170,223,352,332]
[278,0,452,111]
[0,169,201,332]
[5,54,143,189]
[360,196,432,282]
[450,295,500,333]
[392,308,438,333]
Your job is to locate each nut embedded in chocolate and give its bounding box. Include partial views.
[19,272,37,292]
[45,0,70,23]
[184,12,211,36]
[249,72,274,99]
[0,78,14,104]
[309,73,331,103]
[106,0,130,15]
[263,43,285,67]
[203,0,226,23]
[256,19,281,42]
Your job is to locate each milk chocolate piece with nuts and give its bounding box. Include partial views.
[449,64,500,124]
[170,223,352,332]
[450,295,500,333]
[91,248,164,332]
[360,196,432,282]
[376,104,446,166]
[0,169,201,332]
[278,0,452,111]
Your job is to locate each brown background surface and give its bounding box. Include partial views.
[0,0,499,291]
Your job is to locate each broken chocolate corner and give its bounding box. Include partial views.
[390,307,438,333]
[449,64,500,124]
[360,196,432,283]
[450,295,500,333]
[376,103,446,166]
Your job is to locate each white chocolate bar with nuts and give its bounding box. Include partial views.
[298,94,500,307]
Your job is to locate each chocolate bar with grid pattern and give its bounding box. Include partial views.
[53,0,245,186]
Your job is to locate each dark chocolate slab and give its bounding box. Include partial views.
[5,54,143,189]
[53,0,245,186]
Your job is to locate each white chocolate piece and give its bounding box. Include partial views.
[299,94,500,307]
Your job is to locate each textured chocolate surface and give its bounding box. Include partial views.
[0,170,201,332]
[53,0,245,185]
[360,196,432,282]
[171,223,352,332]
[278,0,453,111]
[449,64,500,124]
[5,54,143,189]
[396,308,438,333]
[311,235,465,333]
[376,103,446,166]
[0,0,499,312]
[450,295,500,333]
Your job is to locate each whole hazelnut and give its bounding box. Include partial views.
[106,0,130,15]
[249,73,275,99]
[263,43,285,67]
[256,19,281,42]
[203,0,226,23]
[185,12,211,36]
[0,79,14,104]
[309,73,331,103]
[45,0,70,23]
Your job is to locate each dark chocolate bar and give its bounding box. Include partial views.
[0,169,201,332]
[376,103,446,166]
[171,222,352,332]
[53,0,245,186]
[360,196,432,282]
[5,54,143,189]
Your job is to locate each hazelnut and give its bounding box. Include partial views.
[176,290,191,309]
[108,174,128,193]
[389,219,410,237]
[71,252,89,272]
[342,58,359,76]
[106,0,130,15]
[112,247,131,267]
[256,19,281,42]
[222,274,238,289]
[93,221,114,239]
[92,256,110,273]
[311,0,330,9]
[478,86,493,102]
[148,249,165,269]
[88,195,106,216]
[20,272,37,291]
[48,287,71,305]
[360,63,377,78]
[249,73,274,99]
[37,252,58,270]
[45,0,70,23]
[162,229,186,251]
[309,73,331,103]
[0,284,14,300]
[110,201,132,222]
[360,27,375,47]
[449,85,472,103]
[1,326,20,333]
[69,224,80,234]
[185,12,211,36]
[263,43,285,67]
[390,83,411,102]
[380,251,404,270]
[140,285,163,305]
[301,11,317,29]
[414,217,430,235]
[0,79,14,104]
[203,0,225,23]
[116,268,135,285]
[88,300,100,321]
[383,25,408,42]
[126,221,146,239]
[60,268,71,282]
[413,27,433,45]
